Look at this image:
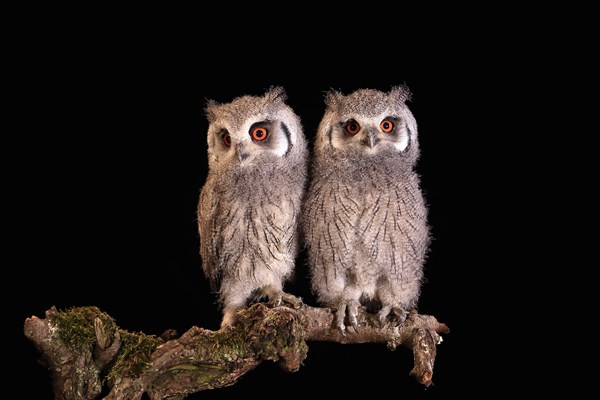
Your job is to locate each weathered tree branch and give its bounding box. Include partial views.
[24,303,449,400]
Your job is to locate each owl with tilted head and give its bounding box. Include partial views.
[198,86,308,329]
[301,85,431,333]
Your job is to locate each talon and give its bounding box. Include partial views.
[335,305,347,335]
[270,295,283,307]
[348,311,358,329]
[257,287,301,309]
[346,323,359,335]
[280,292,302,309]
[389,306,407,325]
[379,306,408,327]
[347,299,359,328]
[378,306,391,327]
[394,308,408,325]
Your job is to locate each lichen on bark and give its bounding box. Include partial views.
[25,303,448,399]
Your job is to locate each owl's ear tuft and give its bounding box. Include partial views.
[265,86,287,103]
[390,84,412,104]
[205,99,220,123]
[324,89,344,109]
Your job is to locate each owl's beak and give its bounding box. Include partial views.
[235,143,250,163]
[363,130,378,149]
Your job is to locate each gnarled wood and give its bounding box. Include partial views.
[24,303,449,399]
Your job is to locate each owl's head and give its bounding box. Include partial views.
[204,86,304,169]
[316,85,419,163]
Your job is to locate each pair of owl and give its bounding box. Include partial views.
[197,85,431,333]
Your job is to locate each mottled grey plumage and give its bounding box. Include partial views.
[301,85,430,333]
[198,86,308,329]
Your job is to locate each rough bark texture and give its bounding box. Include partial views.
[24,303,449,400]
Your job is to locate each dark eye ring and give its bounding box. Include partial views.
[380,119,394,133]
[222,131,232,147]
[345,120,361,136]
[251,127,268,141]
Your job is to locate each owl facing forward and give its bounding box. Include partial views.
[198,86,308,329]
[301,85,431,333]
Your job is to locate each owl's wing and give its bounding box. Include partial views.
[358,176,429,273]
[198,183,221,292]
[302,179,359,280]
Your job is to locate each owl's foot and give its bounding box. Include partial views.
[220,307,241,330]
[377,305,408,327]
[275,291,303,309]
[335,299,360,335]
[257,287,303,310]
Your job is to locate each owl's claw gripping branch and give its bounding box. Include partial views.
[25,304,448,399]
[279,291,303,309]
[257,286,303,309]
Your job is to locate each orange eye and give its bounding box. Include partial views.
[251,127,268,141]
[345,120,361,136]
[222,132,232,147]
[380,119,394,133]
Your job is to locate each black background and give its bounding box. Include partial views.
[10,14,516,399]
